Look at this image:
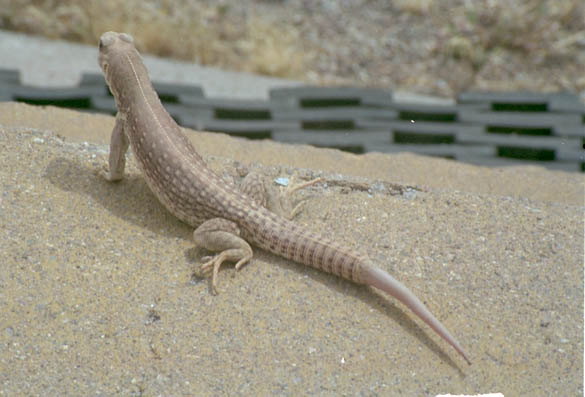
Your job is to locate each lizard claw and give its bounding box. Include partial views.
[101,165,113,181]
[285,177,322,196]
[195,252,252,295]
[277,177,322,220]
[101,164,123,182]
[195,254,223,295]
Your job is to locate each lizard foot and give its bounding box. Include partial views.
[192,218,253,294]
[101,164,123,182]
[196,251,252,295]
[273,177,322,220]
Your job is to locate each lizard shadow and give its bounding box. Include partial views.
[44,157,192,240]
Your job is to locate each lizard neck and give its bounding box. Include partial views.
[107,52,159,116]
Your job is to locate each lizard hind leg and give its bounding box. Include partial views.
[239,171,322,220]
[277,176,322,219]
[192,218,253,295]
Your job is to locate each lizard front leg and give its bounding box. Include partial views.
[192,218,253,294]
[103,112,129,181]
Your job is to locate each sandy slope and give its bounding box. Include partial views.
[0,103,582,395]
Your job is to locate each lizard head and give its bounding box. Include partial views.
[98,32,146,108]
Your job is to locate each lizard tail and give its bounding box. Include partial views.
[250,216,470,364]
[360,264,471,365]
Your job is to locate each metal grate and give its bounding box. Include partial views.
[1,69,583,172]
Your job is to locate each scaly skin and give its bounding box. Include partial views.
[98,31,470,365]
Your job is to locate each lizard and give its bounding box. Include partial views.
[97,31,471,365]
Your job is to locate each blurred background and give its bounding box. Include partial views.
[1,0,583,98]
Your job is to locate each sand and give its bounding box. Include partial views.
[0,102,582,395]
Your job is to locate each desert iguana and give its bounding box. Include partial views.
[98,31,471,365]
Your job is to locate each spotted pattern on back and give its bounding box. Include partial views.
[100,31,368,284]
